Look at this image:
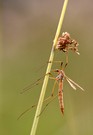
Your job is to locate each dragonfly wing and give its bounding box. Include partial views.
[66,77,76,90]
[65,75,84,91]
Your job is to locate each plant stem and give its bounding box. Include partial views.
[30,0,68,135]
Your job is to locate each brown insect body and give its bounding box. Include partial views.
[54,69,84,115]
[58,81,64,114]
[55,70,65,114]
[19,68,84,119]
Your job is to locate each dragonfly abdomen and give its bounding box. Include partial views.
[58,81,64,114]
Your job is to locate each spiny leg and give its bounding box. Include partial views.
[21,78,44,94]
[38,80,57,103]
[49,60,63,64]
[35,60,62,72]
[17,103,37,120]
[18,80,57,119]
[51,80,57,96]
[60,61,63,69]
[64,52,68,68]
[49,60,63,68]
[37,79,58,117]
[17,95,54,120]
[21,72,51,94]
[49,61,64,71]
[37,94,58,117]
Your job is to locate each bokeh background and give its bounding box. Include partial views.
[1,0,93,135]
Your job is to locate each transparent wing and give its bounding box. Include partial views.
[65,75,84,91]
[66,77,77,90]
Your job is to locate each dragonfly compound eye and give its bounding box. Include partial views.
[54,69,59,72]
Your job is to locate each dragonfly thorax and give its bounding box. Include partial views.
[56,70,65,81]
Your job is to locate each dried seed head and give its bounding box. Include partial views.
[62,32,70,39]
[56,32,80,55]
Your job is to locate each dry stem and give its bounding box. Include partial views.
[30,0,69,135]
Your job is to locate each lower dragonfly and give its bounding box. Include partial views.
[50,68,84,114]
[18,62,84,119]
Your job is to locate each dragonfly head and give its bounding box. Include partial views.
[56,73,64,81]
[56,70,65,81]
[53,69,60,73]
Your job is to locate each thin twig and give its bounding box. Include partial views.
[30,0,69,135]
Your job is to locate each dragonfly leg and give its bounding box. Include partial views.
[37,80,58,117]
[18,80,57,120]
[20,72,51,94]
[17,103,37,120]
[49,60,63,66]
[51,80,58,96]
[64,52,68,68]
[37,94,58,117]
[49,76,56,80]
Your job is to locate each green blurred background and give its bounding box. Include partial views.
[1,0,93,135]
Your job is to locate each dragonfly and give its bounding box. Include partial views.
[50,68,84,114]
[18,62,84,119]
[56,32,80,66]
